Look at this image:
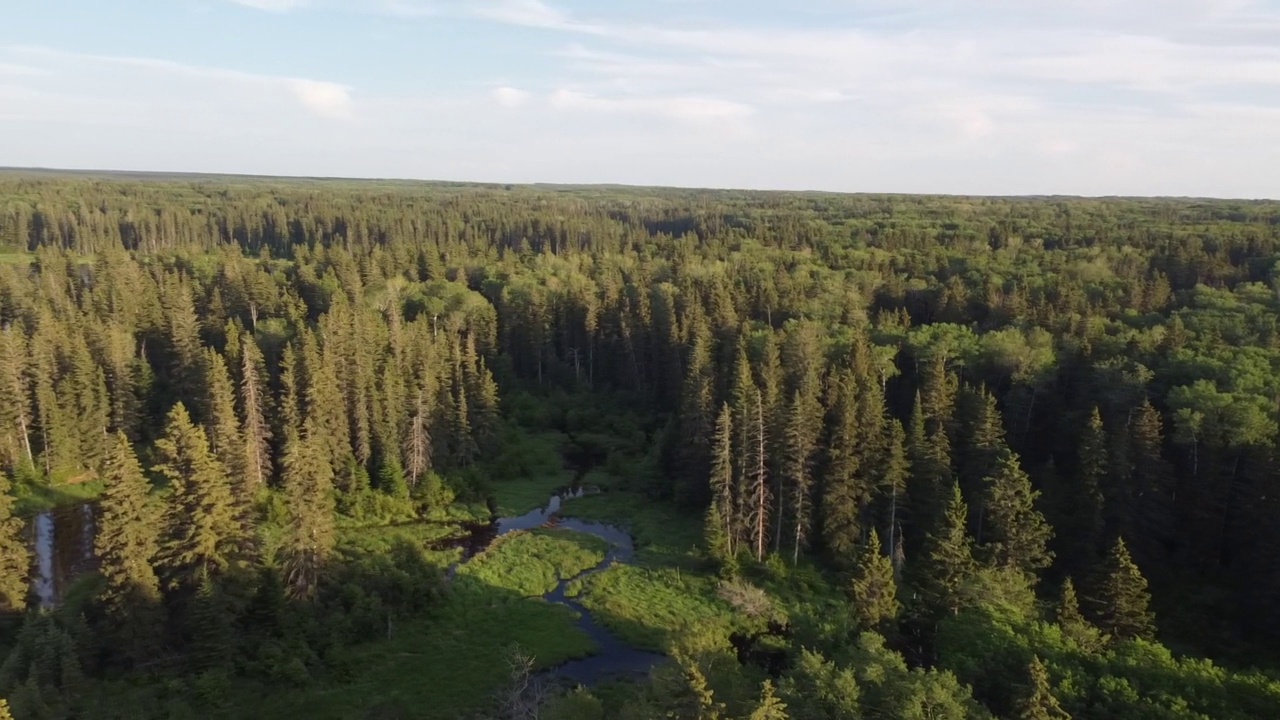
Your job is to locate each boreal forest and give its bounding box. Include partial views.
[1,173,1280,719]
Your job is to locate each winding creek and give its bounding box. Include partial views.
[458,489,667,686]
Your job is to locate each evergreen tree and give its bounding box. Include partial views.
[706,403,735,564]
[880,417,910,578]
[0,323,34,471]
[784,389,820,563]
[404,387,433,487]
[0,697,12,720]
[281,419,336,601]
[1089,538,1156,641]
[822,369,870,561]
[93,433,164,660]
[849,530,899,631]
[238,333,272,493]
[677,321,716,505]
[203,349,246,495]
[1013,656,1070,720]
[915,483,975,618]
[153,403,240,588]
[746,389,772,561]
[980,450,1053,576]
[1063,408,1107,569]
[1057,577,1102,650]
[749,679,789,720]
[0,470,29,612]
[1125,400,1175,564]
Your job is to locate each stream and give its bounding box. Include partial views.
[448,487,666,686]
[28,503,97,610]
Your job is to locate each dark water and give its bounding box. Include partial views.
[452,490,666,686]
[29,503,97,609]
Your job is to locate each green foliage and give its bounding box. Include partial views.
[0,471,28,612]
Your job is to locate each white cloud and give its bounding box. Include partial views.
[492,86,531,108]
[548,88,751,125]
[228,0,310,12]
[290,79,353,118]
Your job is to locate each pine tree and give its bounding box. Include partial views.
[153,403,241,588]
[981,450,1053,576]
[1089,537,1156,641]
[281,419,336,601]
[915,483,975,618]
[706,403,735,564]
[849,530,899,631]
[1014,656,1070,720]
[0,470,30,612]
[93,432,164,660]
[238,333,272,492]
[0,697,12,720]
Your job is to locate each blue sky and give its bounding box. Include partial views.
[2,0,1278,197]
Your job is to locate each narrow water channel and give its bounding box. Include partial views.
[450,488,666,686]
[28,503,96,609]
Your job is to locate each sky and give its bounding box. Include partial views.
[1,0,1279,197]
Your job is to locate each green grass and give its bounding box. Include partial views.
[568,563,733,652]
[459,529,610,597]
[490,471,575,517]
[13,477,106,516]
[0,250,33,265]
[560,490,703,568]
[336,519,468,567]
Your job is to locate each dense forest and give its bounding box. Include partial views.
[2,173,1280,718]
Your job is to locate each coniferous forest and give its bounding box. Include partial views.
[1,172,1280,718]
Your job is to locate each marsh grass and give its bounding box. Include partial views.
[459,529,610,597]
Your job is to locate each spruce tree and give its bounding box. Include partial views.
[749,679,789,720]
[981,450,1053,576]
[880,417,910,577]
[849,530,899,631]
[822,369,869,561]
[0,470,30,612]
[94,432,164,659]
[915,483,975,618]
[1057,577,1102,650]
[153,403,240,588]
[203,349,246,495]
[1090,537,1156,641]
[281,419,336,601]
[0,697,12,720]
[706,403,735,564]
[784,389,820,563]
[238,333,272,492]
[1014,656,1070,720]
[1063,408,1107,569]
[0,322,35,470]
